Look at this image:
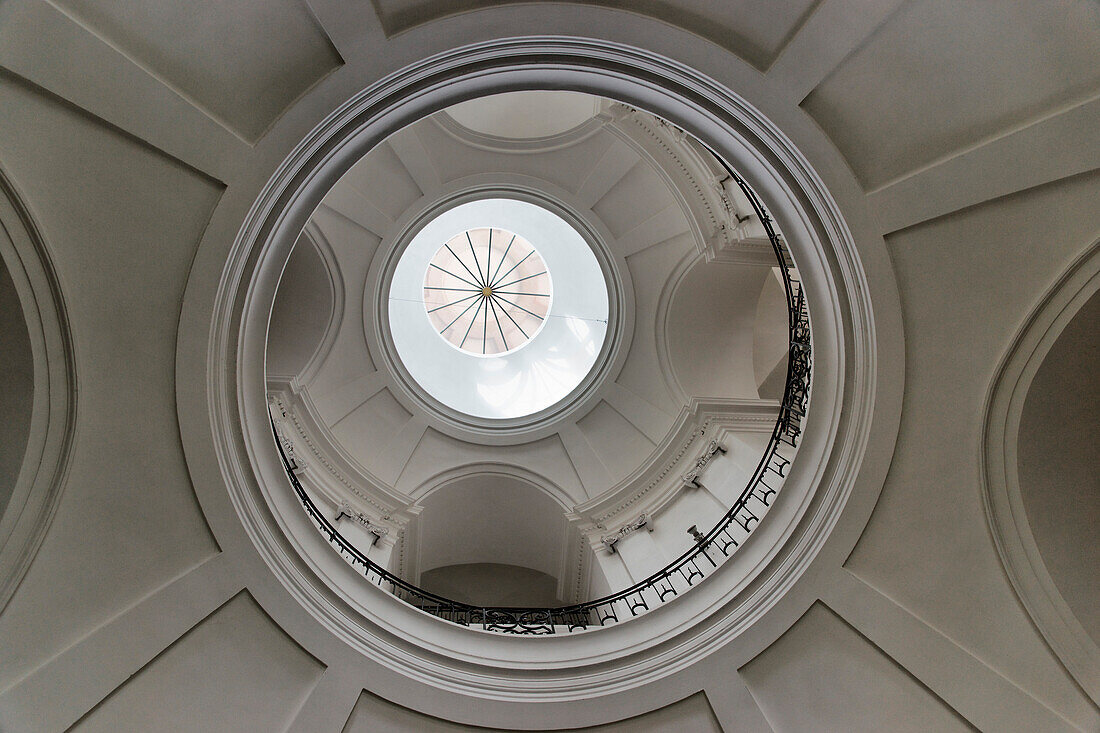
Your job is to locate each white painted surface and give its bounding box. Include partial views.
[445,90,601,139]
[0,1,1097,730]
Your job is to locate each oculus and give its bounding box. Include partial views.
[423,227,551,356]
[388,198,608,421]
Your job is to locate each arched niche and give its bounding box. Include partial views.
[443,90,601,140]
[754,267,790,399]
[266,229,336,382]
[665,256,770,399]
[1018,288,1100,646]
[0,257,33,517]
[0,170,76,612]
[984,240,1100,705]
[411,473,568,606]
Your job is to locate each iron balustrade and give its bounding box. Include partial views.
[272,160,811,635]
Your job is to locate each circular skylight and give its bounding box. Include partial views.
[423,228,551,356]
[388,198,609,421]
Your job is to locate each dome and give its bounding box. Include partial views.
[264,90,810,634]
[1,3,1098,731]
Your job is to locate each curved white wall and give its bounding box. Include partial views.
[445,91,601,139]
[666,260,770,399]
[420,563,563,606]
[414,474,567,582]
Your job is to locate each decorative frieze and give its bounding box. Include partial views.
[601,513,650,554]
[268,396,301,470]
[335,501,389,545]
[682,439,726,488]
[273,388,397,517]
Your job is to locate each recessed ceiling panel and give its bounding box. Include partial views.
[371,0,820,69]
[742,603,970,732]
[54,0,343,141]
[803,0,1100,189]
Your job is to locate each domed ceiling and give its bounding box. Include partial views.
[266,91,795,608]
[2,2,1098,731]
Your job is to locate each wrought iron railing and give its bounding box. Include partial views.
[272,161,810,635]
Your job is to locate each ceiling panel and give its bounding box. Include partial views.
[802,0,1100,190]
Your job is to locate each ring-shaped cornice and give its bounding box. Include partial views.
[366,181,629,442]
[197,37,890,702]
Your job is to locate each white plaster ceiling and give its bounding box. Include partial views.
[265,91,791,601]
[0,0,1098,730]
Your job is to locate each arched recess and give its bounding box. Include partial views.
[754,268,790,399]
[442,89,602,141]
[983,239,1100,704]
[1019,289,1100,647]
[409,471,572,604]
[664,254,768,400]
[0,253,33,518]
[266,226,339,386]
[0,169,76,612]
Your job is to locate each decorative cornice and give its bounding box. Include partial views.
[273,391,406,562]
[600,513,649,553]
[580,398,780,525]
[336,501,389,543]
[704,235,783,267]
[681,439,726,487]
[268,395,302,469]
[612,104,720,237]
[611,104,765,259]
[589,413,705,525]
[268,383,406,517]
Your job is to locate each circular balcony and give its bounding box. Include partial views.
[205,39,878,701]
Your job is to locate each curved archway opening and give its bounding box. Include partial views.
[267,231,334,381]
[413,474,569,607]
